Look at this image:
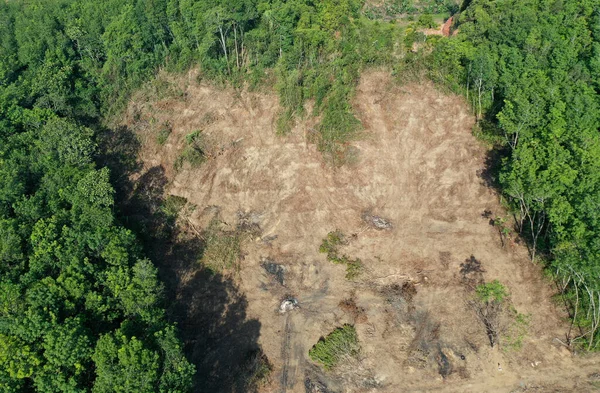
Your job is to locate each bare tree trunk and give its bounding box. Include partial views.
[218,25,230,75]
[466,62,471,103]
[529,203,545,263]
[567,274,578,344]
[584,283,600,350]
[478,82,482,120]
[241,30,246,67]
[474,77,483,120]
[514,193,526,233]
[234,24,240,69]
[279,33,283,58]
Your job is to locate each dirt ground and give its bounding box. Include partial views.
[123,70,600,392]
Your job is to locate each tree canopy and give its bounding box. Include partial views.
[4,0,600,390]
[423,0,600,348]
[0,1,196,390]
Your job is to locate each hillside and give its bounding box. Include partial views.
[120,70,600,392]
[2,0,600,391]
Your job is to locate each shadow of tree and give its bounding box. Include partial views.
[460,255,485,290]
[477,147,505,191]
[174,268,262,392]
[96,125,142,204]
[97,127,263,393]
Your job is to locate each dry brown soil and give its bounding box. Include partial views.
[123,70,600,392]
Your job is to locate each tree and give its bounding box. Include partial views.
[92,332,160,393]
[470,280,508,348]
[0,1,198,390]
[443,0,600,350]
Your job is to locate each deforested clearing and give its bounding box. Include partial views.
[123,70,598,392]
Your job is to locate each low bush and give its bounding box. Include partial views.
[239,350,272,389]
[319,231,363,280]
[309,325,360,370]
[174,130,207,170]
[156,124,172,145]
[417,14,437,29]
[471,280,529,350]
[201,218,242,272]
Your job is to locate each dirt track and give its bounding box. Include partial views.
[126,70,600,392]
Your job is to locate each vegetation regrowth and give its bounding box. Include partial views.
[308,324,360,370]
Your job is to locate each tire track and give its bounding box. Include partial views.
[280,313,293,393]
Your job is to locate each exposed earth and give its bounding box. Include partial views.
[122,70,600,392]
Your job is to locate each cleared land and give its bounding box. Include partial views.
[124,70,600,392]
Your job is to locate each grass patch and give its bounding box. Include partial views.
[416,14,438,28]
[174,130,207,170]
[314,85,362,167]
[239,350,272,389]
[200,217,242,273]
[156,123,172,145]
[161,195,188,220]
[319,230,363,280]
[272,13,402,166]
[275,109,295,135]
[503,310,531,352]
[309,324,360,370]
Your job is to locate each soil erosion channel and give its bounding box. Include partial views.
[126,71,599,392]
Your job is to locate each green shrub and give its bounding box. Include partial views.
[156,126,171,145]
[404,29,427,49]
[319,231,362,280]
[240,350,272,389]
[417,14,437,29]
[475,280,508,304]
[200,218,242,272]
[309,325,359,370]
[319,230,346,257]
[174,130,206,170]
[345,259,363,280]
[161,195,188,220]
[503,311,531,351]
[472,280,529,349]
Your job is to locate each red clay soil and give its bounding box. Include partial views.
[442,16,453,37]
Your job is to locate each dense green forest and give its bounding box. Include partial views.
[420,0,600,348]
[2,0,600,390]
[0,0,403,390]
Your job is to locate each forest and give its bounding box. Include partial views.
[1,0,600,391]
[427,0,600,348]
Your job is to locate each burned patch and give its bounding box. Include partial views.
[304,377,331,393]
[338,297,368,323]
[401,281,417,302]
[261,258,285,285]
[406,311,441,367]
[361,210,393,230]
[379,281,419,325]
[460,255,485,289]
[237,210,262,237]
[436,348,453,379]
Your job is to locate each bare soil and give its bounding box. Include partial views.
[123,70,600,392]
